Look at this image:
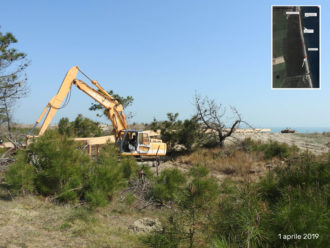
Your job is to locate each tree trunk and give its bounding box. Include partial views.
[3,94,12,133]
[218,134,224,148]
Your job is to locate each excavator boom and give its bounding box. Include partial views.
[29,66,127,139]
[28,66,167,157]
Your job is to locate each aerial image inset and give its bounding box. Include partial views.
[272,6,320,88]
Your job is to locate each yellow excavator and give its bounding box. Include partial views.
[27,66,166,158]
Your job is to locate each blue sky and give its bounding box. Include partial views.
[1,0,329,128]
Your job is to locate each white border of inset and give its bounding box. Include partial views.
[271,5,321,90]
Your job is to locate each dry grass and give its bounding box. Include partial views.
[177,147,274,181]
[0,186,170,248]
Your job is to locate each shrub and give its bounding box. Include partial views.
[142,232,178,248]
[202,136,219,148]
[257,172,281,205]
[212,182,269,247]
[188,164,209,178]
[211,238,233,248]
[240,137,261,152]
[124,193,136,206]
[181,168,219,211]
[58,117,73,136]
[26,131,90,201]
[212,158,330,248]
[259,159,329,247]
[6,131,135,207]
[73,114,102,137]
[5,151,36,194]
[83,146,128,207]
[144,165,219,248]
[152,113,201,154]
[58,114,102,137]
[177,116,201,152]
[121,157,139,179]
[149,168,186,204]
[263,141,291,159]
[241,138,299,159]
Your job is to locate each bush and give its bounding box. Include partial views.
[121,157,139,179]
[240,137,261,152]
[241,138,299,159]
[124,193,136,206]
[83,146,131,207]
[202,136,219,148]
[149,168,186,204]
[26,131,90,201]
[263,141,291,159]
[73,114,102,137]
[5,152,36,194]
[177,116,201,152]
[152,113,201,154]
[142,233,178,248]
[58,114,102,137]
[144,165,219,248]
[6,131,136,207]
[58,117,73,136]
[213,183,266,247]
[258,159,329,247]
[212,158,330,247]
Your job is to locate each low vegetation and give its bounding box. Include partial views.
[241,137,299,159]
[147,168,186,205]
[1,128,329,247]
[177,138,301,179]
[143,165,219,247]
[5,130,138,207]
[212,156,330,248]
[141,154,330,248]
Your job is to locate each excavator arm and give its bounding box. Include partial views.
[73,79,127,137]
[29,66,127,139]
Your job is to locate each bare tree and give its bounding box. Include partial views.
[0,28,29,134]
[194,93,242,147]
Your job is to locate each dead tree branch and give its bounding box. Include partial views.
[194,93,243,147]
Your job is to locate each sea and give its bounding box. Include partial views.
[261,127,330,133]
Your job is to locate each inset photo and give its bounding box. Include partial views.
[272,6,320,89]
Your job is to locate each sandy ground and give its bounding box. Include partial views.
[227,132,329,155]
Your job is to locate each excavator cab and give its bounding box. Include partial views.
[118,130,151,155]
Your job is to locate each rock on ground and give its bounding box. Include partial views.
[128,217,162,233]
